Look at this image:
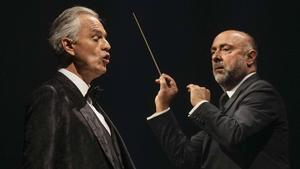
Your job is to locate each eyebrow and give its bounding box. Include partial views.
[211,43,232,50]
[91,29,107,37]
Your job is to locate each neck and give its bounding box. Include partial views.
[220,76,242,91]
[221,71,256,91]
[64,63,93,84]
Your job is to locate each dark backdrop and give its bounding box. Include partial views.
[1,0,299,169]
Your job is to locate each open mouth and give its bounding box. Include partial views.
[102,54,110,64]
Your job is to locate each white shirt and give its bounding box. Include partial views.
[147,72,256,120]
[58,68,111,135]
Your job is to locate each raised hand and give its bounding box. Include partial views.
[155,74,178,112]
[186,84,210,106]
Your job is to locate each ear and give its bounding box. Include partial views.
[61,38,76,56]
[246,50,257,67]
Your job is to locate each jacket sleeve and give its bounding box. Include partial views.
[147,110,204,169]
[22,85,60,169]
[189,81,282,147]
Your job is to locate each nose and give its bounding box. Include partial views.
[212,51,222,63]
[102,38,111,51]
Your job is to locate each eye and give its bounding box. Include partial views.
[222,47,230,51]
[211,50,215,55]
[221,46,232,54]
[92,36,99,42]
[92,35,100,41]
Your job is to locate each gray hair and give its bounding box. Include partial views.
[49,6,99,54]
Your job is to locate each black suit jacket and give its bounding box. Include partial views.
[148,74,290,169]
[22,72,136,169]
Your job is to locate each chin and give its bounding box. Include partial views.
[97,65,107,72]
[214,73,226,83]
[93,68,106,77]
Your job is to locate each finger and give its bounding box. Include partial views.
[186,84,195,89]
[159,76,168,89]
[186,84,194,92]
[161,73,175,82]
[161,74,177,87]
[186,84,193,88]
[155,78,160,84]
[169,79,177,88]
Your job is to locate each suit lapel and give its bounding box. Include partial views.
[56,72,135,169]
[55,73,117,167]
[222,74,260,112]
[93,101,136,169]
[91,101,125,166]
[79,103,117,167]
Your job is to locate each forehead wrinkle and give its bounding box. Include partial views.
[79,14,106,34]
[88,21,107,37]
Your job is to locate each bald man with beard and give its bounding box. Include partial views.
[147,30,290,169]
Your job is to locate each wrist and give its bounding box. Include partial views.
[155,103,169,112]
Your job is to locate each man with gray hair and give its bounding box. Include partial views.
[21,6,136,169]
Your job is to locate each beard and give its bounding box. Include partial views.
[213,58,246,90]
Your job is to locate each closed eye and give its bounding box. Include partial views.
[92,35,100,41]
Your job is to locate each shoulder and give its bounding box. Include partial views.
[27,75,69,104]
[247,78,281,96]
[241,78,285,108]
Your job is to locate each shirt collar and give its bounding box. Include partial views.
[58,68,90,96]
[226,72,256,98]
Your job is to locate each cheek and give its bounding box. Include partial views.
[224,55,238,67]
[76,45,103,65]
[85,48,101,61]
[89,57,102,67]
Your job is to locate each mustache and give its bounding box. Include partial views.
[213,62,224,68]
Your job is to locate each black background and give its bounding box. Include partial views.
[1,0,299,169]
